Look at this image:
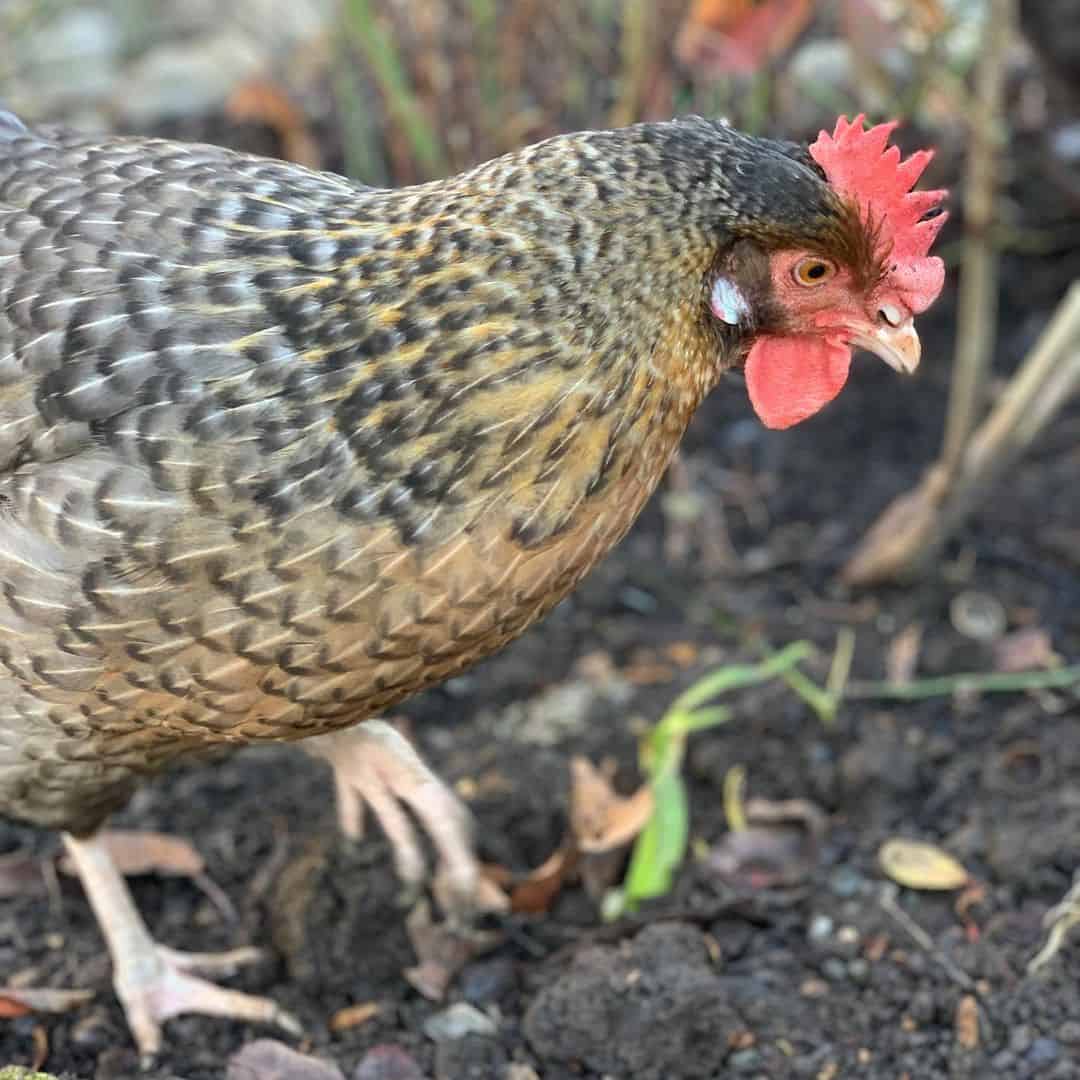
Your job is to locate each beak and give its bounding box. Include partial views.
[848,316,921,375]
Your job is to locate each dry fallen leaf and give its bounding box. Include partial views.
[886,623,923,685]
[226,79,322,169]
[0,986,94,1017]
[59,829,236,920]
[840,466,950,586]
[0,852,49,899]
[954,994,980,1050]
[955,880,987,943]
[622,659,677,686]
[994,627,1060,673]
[569,756,653,854]
[226,1038,344,1080]
[879,839,970,891]
[31,1022,48,1071]
[676,0,814,77]
[60,829,203,878]
[579,848,629,903]
[706,796,828,889]
[433,862,509,917]
[666,641,700,669]
[507,757,653,914]
[910,0,949,34]
[403,900,501,1002]
[575,650,619,684]
[509,843,579,915]
[328,1001,380,1033]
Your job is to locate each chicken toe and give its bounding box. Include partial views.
[305,720,480,915]
[62,832,300,1063]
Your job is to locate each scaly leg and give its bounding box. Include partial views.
[62,831,300,1064]
[304,719,481,915]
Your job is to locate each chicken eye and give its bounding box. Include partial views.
[792,258,835,287]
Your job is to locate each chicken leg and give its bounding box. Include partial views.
[304,719,480,915]
[62,831,300,1064]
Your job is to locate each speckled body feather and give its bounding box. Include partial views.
[0,111,855,832]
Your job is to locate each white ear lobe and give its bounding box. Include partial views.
[710,276,751,325]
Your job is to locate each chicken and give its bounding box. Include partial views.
[0,107,946,1057]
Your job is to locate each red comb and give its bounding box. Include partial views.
[810,114,947,313]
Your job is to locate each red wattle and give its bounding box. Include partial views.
[745,336,852,429]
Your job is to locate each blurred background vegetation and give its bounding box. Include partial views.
[0,0,993,184]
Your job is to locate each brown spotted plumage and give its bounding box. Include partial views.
[0,108,945,1055]
[0,113,848,828]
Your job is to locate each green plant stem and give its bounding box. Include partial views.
[669,642,812,715]
[342,0,446,177]
[847,665,1080,701]
[467,0,501,135]
[613,642,820,916]
[610,0,651,127]
[781,665,837,726]
[334,41,387,186]
[826,627,856,702]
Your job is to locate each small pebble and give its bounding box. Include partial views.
[353,1045,427,1080]
[828,866,864,898]
[423,1002,498,1041]
[910,990,936,1024]
[435,1034,506,1079]
[847,959,869,983]
[991,1050,1016,1072]
[619,586,657,614]
[800,977,829,998]
[1051,123,1080,161]
[443,675,476,697]
[70,1007,113,1049]
[1048,1060,1080,1080]
[503,1067,541,1080]
[226,1040,344,1080]
[1059,1021,1080,1045]
[821,958,847,981]
[835,925,861,956]
[728,1048,762,1071]
[1010,1025,1035,1054]
[808,914,834,941]
[722,418,763,450]
[461,957,516,1005]
[950,590,1006,642]
[1028,1038,1060,1066]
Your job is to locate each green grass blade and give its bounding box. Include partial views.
[622,767,689,905]
[670,641,812,715]
[341,0,446,177]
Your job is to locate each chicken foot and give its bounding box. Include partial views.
[304,719,480,916]
[62,831,300,1064]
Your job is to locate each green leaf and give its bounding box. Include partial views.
[680,704,733,735]
[622,768,688,906]
[617,640,821,913]
[669,642,812,715]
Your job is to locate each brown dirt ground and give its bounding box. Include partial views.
[1,118,1080,1080]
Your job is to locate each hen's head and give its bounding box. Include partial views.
[711,115,947,429]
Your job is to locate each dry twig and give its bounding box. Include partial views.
[1028,872,1080,974]
[940,0,1014,472]
[844,280,1080,584]
[878,883,975,991]
[839,0,1078,585]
